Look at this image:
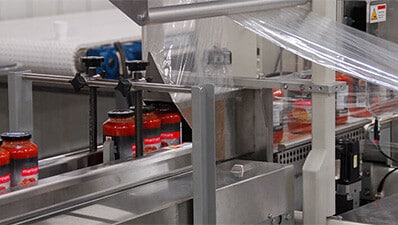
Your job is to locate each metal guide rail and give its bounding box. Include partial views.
[0,145,193,224]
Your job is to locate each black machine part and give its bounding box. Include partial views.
[336,139,361,184]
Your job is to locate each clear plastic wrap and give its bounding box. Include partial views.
[144,0,237,104]
[230,6,398,92]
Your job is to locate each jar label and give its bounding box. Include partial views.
[273,108,282,127]
[11,157,38,191]
[336,86,348,110]
[105,135,136,160]
[22,166,39,176]
[352,79,367,108]
[144,128,161,152]
[0,164,10,195]
[161,123,181,147]
[336,108,348,116]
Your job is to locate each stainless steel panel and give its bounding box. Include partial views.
[28,160,295,225]
[179,89,259,162]
[341,193,398,224]
[216,161,295,224]
[0,145,193,224]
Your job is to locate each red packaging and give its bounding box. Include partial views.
[288,99,312,134]
[143,106,161,152]
[0,139,10,195]
[156,104,182,147]
[273,89,284,144]
[103,109,136,160]
[1,132,38,191]
[335,72,349,125]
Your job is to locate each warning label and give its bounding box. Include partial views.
[370,3,387,23]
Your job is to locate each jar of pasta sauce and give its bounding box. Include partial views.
[156,104,182,147]
[103,109,136,160]
[1,132,38,191]
[335,72,349,125]
[143,106,161,152]
[0,139,11,195]
[349,77,371,117]
[273,89,284,144]
[288,99,312,134]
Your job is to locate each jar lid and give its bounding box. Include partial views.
[1,132,32,141]
[108,109,134,118]
[143,105,155,113]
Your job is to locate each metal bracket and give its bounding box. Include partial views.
[205,47,232,65]
[280,81,347,94]
[109,0,149,26]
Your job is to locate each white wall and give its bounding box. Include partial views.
[0,0,114,20]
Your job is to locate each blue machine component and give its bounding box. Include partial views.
[87,42,142,80]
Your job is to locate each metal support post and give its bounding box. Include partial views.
[135,90,144,158]
[191,84,216,225]
[8,71,34,136]
[261,88,274,162]
[89,87,97,152]
[303,1,337,224]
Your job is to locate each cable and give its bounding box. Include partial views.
[372,117,398,199]
[376,167,398,197]
[373,118,398,163]
[113,41,128,78]
[376,142,398,163]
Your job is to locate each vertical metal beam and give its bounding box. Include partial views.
[89,87,98,152]
[135,90,144,158]
[191,84,216,225]
[261,88,274,162]
[8,71,34,136]
[303,1,337,224]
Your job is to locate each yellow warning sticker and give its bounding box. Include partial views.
[370,3,387,23]
[371,9,378,21]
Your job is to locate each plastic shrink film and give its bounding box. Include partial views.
[230,5,398,119]
[144,0,235,106]
[146,2,398,147]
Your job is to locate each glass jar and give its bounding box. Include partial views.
[0,138,10,195]
[143,106,161,152]
[349,77,371,117]
[103,109,136,160]
[336,72,349,125]
[288,99,312,134]
[273,89,284,144]
[1,132,38,191]
[156,104,182,147]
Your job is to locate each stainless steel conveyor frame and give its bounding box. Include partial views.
[7,71,218,224]
[109,0,309,26]
[108,0,340,224]
[7,70,346,224]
